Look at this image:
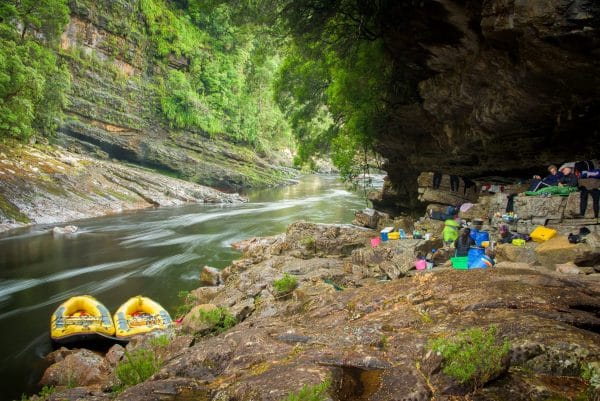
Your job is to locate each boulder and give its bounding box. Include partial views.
[564,191,597,218]
[190,286,222,305]
[418,188,475,206]
[495,243,537,265]
[458,202,490,221]
[353,208,384,229]
[350,239,442,279]
[229,297,255,322]
[45,347,78,364]
[44,387,110,401]
[52,225,79,235]
[555,262,584,275]
[200,265,222,286]
[293,279,336,304]
[181,304,217,334]
[285,222,373,257]
[40,349,109,387]
[513,196,566,220]
[114,378,210,401]
[104,344,125,366]
[430,247,452,265]
[494,261,536,270]
[534,235,595,267]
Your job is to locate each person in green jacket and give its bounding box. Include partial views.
[442,219,459,245]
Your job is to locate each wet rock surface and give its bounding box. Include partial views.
[0,144,246,232]
[41,222,600,401]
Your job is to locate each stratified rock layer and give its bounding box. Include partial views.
[0,144,244,231]
[56,1,295,192]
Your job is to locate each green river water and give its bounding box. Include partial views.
[0,175,371,400]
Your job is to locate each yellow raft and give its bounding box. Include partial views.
[50,295,115,344]
[113,296,173,339]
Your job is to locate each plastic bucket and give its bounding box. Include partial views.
[451,256,468,269]
[415,259,427,270]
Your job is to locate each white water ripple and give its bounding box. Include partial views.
[0,258,146,301]
[140,253,200,276]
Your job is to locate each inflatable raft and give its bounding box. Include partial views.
[50,295,116,344]
[114,296,173,339]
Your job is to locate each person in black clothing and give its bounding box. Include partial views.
[450,175,459,192]
[433,172,442,189]
[454,228,475,257]
[558,166,578,187]
[463,178,476,195]
[579,182,600,219]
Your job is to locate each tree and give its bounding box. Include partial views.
[0,0,70,140]
[272,1,391,179]
[1,0,69,44]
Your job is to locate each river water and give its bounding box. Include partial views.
[0,175,370,401]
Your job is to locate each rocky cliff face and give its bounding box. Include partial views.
[56,0,295,192]
[0,143,245,232]
[374,0,600,211]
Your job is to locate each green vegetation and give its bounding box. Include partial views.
[149,334,171,348]
[582,361,600,392]
[1,0,405,182]
[282,379,330,401]
[0,0,70,140]
[197,306,236,334]
[174,290,198,318]
[0,193,31,223]
[17,385,56,401]
[115,348,162,391]
[428,325,510,387]
[300,235,316,252]
[273,273,298,296]
[113,335,170,392]
[140,0,293,153]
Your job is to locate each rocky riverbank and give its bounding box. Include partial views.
[0,143,246,233]
[36,220,600,401]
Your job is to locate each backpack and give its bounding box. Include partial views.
[575,160,595,176]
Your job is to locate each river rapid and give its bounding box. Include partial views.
[0,175,370,401]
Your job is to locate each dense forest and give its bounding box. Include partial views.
[0,0,395,181]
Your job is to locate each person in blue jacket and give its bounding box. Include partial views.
[528,164,562,191]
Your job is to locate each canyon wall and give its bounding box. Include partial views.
[56,0,295,192]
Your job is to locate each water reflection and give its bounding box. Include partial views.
[0,175,369,401]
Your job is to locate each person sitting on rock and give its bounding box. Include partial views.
[454,228,475,257]
[558,165,578,187]
[527,164,562,192]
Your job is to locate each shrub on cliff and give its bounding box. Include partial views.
[273,273,298,297]
[174,290,198,318]
[197,306,236,334]
[114,335,170,392]
[428,325,510,388]
[283,379,331,401]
